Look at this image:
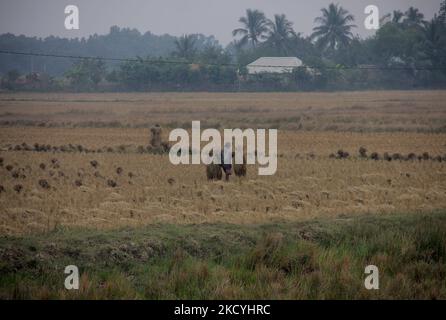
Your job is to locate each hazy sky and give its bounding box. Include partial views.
[0,0,442,45]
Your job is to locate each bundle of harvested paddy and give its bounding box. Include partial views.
[206,164,222,180]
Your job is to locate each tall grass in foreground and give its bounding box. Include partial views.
[0,211,445,299]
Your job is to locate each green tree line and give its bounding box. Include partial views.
[1,2,446,91]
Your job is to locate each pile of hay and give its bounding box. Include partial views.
[206,164,222,180]
[233,154,247,177]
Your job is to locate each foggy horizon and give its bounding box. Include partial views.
[0,0,442,46]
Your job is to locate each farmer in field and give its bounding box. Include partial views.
[220,142,232,181]
[150,124,162,148]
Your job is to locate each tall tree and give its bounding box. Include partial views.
[265,14,297,55]
[199,44,231,65]
[404,7,425,26]
[311,3,356,51]
[65,58,105,90]
[232,9,268,48]
[392,10,404,23]
[173,34,197,60]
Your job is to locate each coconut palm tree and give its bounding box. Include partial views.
[392,10,404,23]
[404,7,424,26]
[311,3,356,50]
[266,14,297,54]
[232,9,269,48]
[173,34,197,60]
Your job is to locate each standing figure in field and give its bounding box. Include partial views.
[206,144,247,181]
[206,143,232,181]
[150,124,162,148]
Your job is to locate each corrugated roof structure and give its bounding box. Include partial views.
[246,57,303,74]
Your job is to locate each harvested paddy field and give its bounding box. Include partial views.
[0,91,445,299]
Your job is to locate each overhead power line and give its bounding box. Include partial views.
[0,49,445,71]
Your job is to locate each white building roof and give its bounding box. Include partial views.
[247,57,303,74]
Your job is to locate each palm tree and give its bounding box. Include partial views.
[404,7,424,26]
[266,14,297,54]
[232,9,269,48]
[173,34,197,60]
[392,10,404,23]
[311,3,356,50]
